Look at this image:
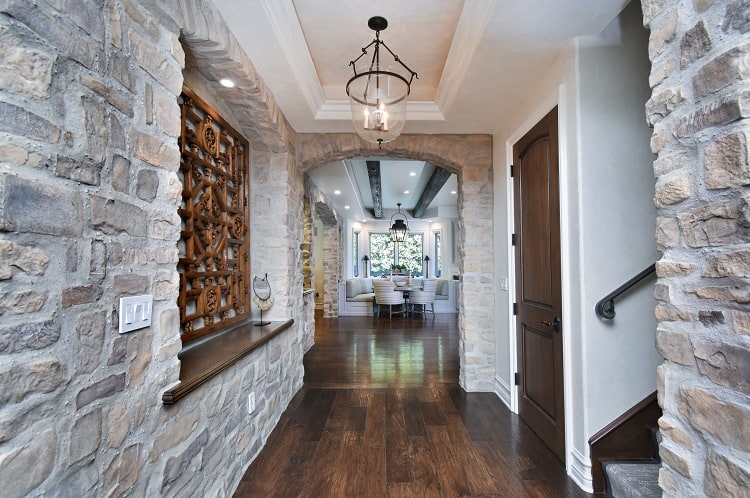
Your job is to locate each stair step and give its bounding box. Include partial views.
[604,461,661,498]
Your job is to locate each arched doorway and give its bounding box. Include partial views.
[296,133,496,391]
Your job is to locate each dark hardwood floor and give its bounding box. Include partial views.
[234,312,593,497]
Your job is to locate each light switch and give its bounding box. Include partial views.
[119,294,153,333]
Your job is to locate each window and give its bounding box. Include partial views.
[177,87,250,345]
[368,232,424,276]
[369,233,393,276]
[353,229,360,277]
[399,233,424,276]
[434,231,442,278]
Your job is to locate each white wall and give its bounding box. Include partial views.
[493,1,658,491]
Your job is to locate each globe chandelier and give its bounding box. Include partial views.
[346,16,418,148]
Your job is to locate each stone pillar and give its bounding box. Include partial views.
[642,0,750,495]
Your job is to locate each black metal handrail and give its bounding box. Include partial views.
[595,263,656,320]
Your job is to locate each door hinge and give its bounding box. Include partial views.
[514,373,520,385]
[513,303,518,315]
[510,164,515,177]
[511,233,516,246]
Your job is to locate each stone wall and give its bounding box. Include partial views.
[296,133,495,390]
[0,1,304,496]
[642,0,750,495]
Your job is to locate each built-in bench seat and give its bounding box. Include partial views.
[338,277,459,316]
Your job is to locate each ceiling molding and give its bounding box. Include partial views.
[434,0,496,115]
[261,0,325,114]
[316,100,445,121]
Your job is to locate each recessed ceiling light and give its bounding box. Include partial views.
[344,205,350,209]
[334,190,341,195]
[450,190,457,195]
[409,172,416,176]
[219,78,235,88]
[404,190,410,194]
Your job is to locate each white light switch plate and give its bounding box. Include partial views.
[119,294,153,333]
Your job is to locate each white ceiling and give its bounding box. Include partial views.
[211,0,630,216]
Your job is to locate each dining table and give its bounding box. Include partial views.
[395,283,423,316]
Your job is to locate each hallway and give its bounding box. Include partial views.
[233,314,593,497]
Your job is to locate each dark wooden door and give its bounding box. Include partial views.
[513,107,565,461]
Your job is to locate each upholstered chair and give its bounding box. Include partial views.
[408,279,437,316]
[372,279,405,319]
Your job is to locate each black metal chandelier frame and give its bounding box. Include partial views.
[389,202,409,243]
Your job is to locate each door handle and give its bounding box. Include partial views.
[541,316,561,333]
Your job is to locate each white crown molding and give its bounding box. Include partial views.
[317,100,444,121]
[434,0,496,115]
[261,0,326,113]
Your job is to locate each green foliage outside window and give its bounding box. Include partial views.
[368,232,424,276]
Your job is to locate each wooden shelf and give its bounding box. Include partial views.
[162,319,294,404]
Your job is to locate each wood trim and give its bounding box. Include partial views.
[162,319,294,404]
[588,391,662,493]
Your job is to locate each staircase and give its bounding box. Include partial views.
[601,426,661,497]
[589,393,662,497]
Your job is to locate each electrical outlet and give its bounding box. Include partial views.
[248,392,256,413]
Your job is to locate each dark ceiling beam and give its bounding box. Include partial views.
[366,160,383,218]
[412,165,452,218]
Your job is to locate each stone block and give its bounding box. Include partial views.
[687,285,750,303]
[0,428,55,497]
[136,169,159,201]
[108,335,127,365]
[0,174,83,236]
[65,0,104,41]
[679,199,744,247]
[0,318,59,353]
[649,56,676,88]
[694,338,750,394]
[161,428,209,490]
[646,87,683,124]
[677,93,750,137]
[655,304,691,321]
[111,53,132,91]
[680,385,750,451]
[55,155,102,186]
[651,126,669,153]
[128,28,183,95]
[658,416,694,450]
[130,128,181,171]
[654,171,693,206]
[113,274,148,294]
[112,155,131,193]
[698,310,725,326]
[0,102,60,144]
[76,372,126,409]
[0,359,66,404]
[0,18,55,99]
[654,282,671,301]
[656,260,696,277]
[108,1,123,48]
[705,449,750,497]
[653,152,687,177]
[149,408,200,462]
[62,284,102,307]
[82,96,108,164]
[660,443,692,477]
[0,290,46,314]
[733,311,750,334]
[56,464,98,498]
[0,239,49,279]
[703,249,750,278]
[103,443,142,497]
[145,82,154,125]
[705,131,750,189]
[77,310,105,374]
[648,9,678,60]
[655,217,680,250]
[723,0,750,34]
[656,327,695,365]
[680,21,712,69]
[107,400,129,448]
[694,44,750,99]
[693,0,718,12]
[91,195,148,236]
[110,113,126,150]
[90,239,106,279]
[153,87,181,137]
[641,0,671,26]
[69,408,101,464]
[80,74,134,118]
[128,333,152,386]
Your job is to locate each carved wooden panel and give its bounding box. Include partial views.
[178,87,250,344]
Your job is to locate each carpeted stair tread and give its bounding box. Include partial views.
[604,461,661,498]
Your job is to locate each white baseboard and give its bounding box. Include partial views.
[568,447,593,493]
[494,375,512,409]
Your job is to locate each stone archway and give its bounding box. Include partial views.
[297,133,496,391]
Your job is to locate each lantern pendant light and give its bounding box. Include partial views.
[346,16,418,148]
[389,203,409,243]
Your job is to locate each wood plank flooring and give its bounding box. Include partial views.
[234,313,593,497]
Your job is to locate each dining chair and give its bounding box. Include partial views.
[372,279,405,319]
[408,279,437,316]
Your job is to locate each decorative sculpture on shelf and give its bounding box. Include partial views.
[252,273,273,326]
